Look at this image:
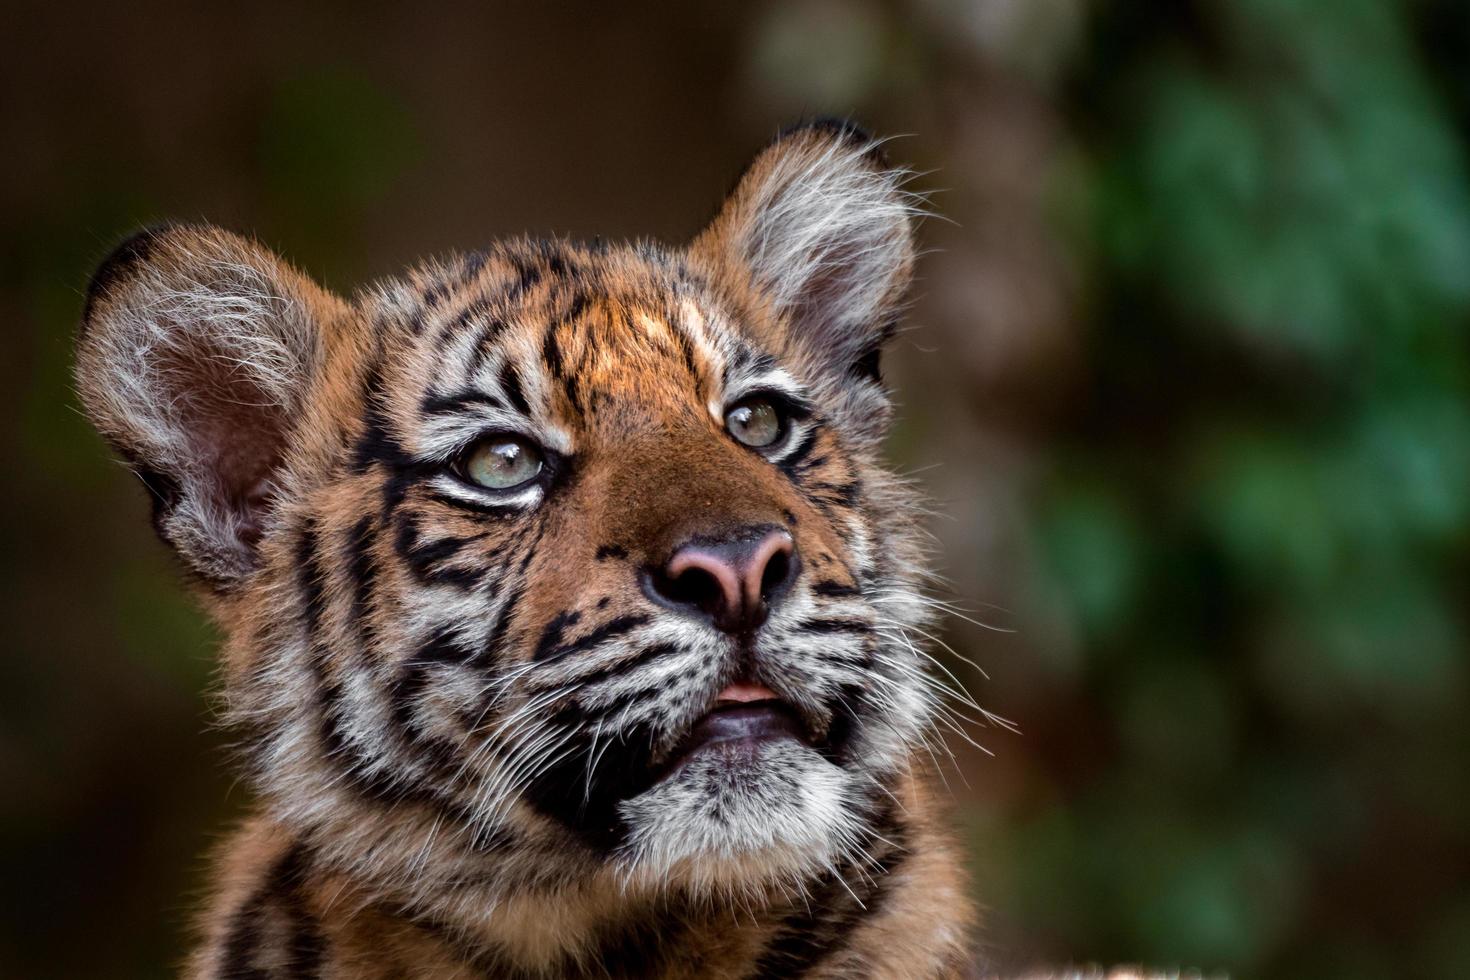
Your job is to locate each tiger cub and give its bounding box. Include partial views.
[77,122,980,978]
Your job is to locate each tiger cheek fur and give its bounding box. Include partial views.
[75,122,978,979]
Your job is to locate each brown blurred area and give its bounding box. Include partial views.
[5,1,1469,978]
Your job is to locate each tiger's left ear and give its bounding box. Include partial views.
[690,121,919,399]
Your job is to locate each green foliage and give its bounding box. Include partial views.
[1020,0,1470,974]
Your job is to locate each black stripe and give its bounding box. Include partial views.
[751,813,909,977]
[220,904,266,980]
[516,517,548,574]
[469,315,511,375]
[534,614,650,663]
[667,308,702,380]
[394,516,488,589]
[299,527,380,787]
[795,617,873,635]
[534,609,583,660]
[414,624,483,667]
[423,279,449,310]
[500,361,532,416]
[527,642,677,692]
[474,584,525,669]
[351,361,409,476]
[278,847,326,979]
[297,526,328,638]
[811,581,860,598]
[828,479,862,507]
[421,389,505,416]
[452,296,494,337]
[540,240,572,277]
[780,426,821,474]
[220,843,324,980]
[387,662,476,787]
[504,254,544,305]
[345,516,378,655]
[504,268,542,308]
[541,318,565,385]
[459,249,488,283]
[406,306,426,335]
[558,297,589,415]
[804,478,862,509]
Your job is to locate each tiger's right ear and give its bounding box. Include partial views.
[75,224,346,589]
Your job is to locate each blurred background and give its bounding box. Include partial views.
[4,1,1468,976]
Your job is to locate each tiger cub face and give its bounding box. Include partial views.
[76,123,940,899]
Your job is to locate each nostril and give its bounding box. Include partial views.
[652,564,725,617]
[760,548,791,600]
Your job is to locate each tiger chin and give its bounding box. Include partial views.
[77,122,979,978]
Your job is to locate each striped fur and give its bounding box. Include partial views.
[76,122,982,978]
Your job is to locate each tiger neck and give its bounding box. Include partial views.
[383,820,914,977]
[292,792,915,976]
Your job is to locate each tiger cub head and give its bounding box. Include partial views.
[76,122,944,897]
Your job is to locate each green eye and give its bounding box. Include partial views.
[726,397,784,448]
[462,435,544,490]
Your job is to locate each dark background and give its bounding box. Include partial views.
[4,1,1469,977]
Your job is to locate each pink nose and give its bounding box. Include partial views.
[647,526,797,634]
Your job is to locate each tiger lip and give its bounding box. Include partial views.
[658,685,817,777]
[682,700,807,754]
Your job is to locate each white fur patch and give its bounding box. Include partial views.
[614,741,867,895]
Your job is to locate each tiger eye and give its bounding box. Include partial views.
[463,436,543,490]
[726,397,783,448]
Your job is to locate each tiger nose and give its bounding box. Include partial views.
[645,526,797,634]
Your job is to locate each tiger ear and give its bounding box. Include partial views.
[75,224,343,589]
[691,121,920,389]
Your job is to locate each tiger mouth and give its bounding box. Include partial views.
[659,697,815,780]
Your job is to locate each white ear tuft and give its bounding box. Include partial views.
[692,121,923,388]
[75,224,339,587]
